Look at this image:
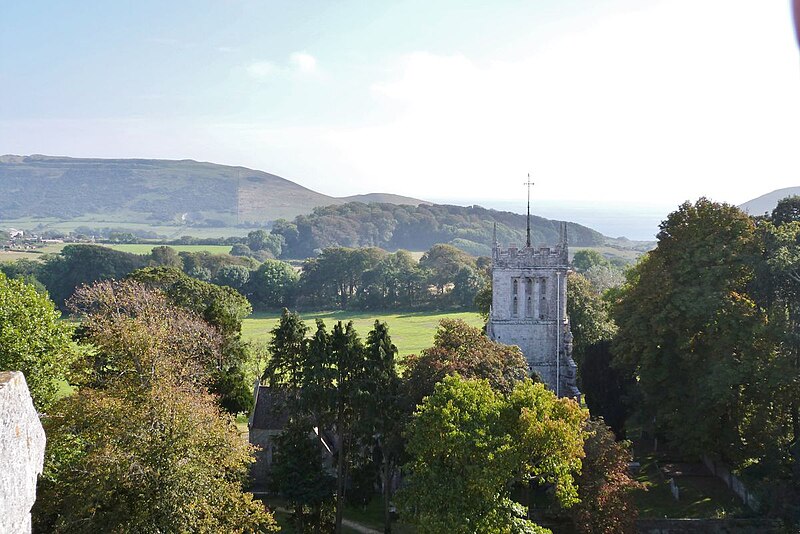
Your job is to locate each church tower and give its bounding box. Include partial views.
[486,180,580,398]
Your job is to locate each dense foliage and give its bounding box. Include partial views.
[265,312,400,532]
[297,245,485,311]
[612,198,800,519]
[127,267,255,414]
[398,375,586,534]
[34,383,277,533]
[569,419,642,534]
[6,241,486,315]
[39,244,148,307]
[271,419,336,532]
[566,272,616,369]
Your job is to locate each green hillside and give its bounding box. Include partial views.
[274,202,606,257]
[0,154,342,226]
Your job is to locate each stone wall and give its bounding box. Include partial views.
[702,455,759,510]
[0,371,46,534]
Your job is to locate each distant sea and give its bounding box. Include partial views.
[432,198,674,242]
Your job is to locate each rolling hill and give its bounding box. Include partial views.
[0,155,428,226]
[0,155,620,251]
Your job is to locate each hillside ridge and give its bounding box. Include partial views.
[739,187,800,216]
[0,155,427,225]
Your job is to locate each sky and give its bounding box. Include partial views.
[2,0,799,226]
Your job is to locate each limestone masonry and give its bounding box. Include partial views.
[1,371,46,534]
[486,223,581,398]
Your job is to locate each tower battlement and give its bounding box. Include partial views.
[493,243,568,268]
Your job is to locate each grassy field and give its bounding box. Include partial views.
[0,243,68,262]
[1,218,253,239]
[0,243,235,262]
[102,243,233,255]
[242,310,484,357]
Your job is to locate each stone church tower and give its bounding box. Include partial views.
[486,190,580,398]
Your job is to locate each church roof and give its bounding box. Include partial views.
[250,386,291,431]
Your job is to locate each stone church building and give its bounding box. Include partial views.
[486,218,580,399]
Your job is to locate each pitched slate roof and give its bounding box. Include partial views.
[250,386,291,431]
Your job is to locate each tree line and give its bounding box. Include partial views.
[1,242,488,314]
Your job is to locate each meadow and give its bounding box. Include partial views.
[242,310,484,357]
[102,243,233,255]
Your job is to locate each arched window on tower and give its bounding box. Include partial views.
[525,278,532,317]
[512,279,518,316]
[539,277,547,319]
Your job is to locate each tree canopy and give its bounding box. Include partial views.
[611,198,800,514]
[614,199,762,457]
[402,319,530,407]
[398,375,586,534]
[35,277,277,532]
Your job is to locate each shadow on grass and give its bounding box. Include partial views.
[631,443,749,519]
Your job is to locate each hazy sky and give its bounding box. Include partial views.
[2,0,799,210]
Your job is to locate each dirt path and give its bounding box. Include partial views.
[341,518,382,534]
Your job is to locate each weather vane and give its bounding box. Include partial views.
[524,173,534,248]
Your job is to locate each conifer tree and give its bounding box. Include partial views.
[362,320,403,533]
[264,308,309,389]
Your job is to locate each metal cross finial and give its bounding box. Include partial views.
[524,174,534,248]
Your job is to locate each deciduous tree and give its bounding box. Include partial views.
[247,259,299,310]
[612,199,763,459]
[566,272,616,370]
[398,375,586,534]
[34,381,278,533]
[569,419,642,534]
[402,319,529,407]
[0,273,76,411]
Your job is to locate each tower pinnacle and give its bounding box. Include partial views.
[524,174,534,248]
